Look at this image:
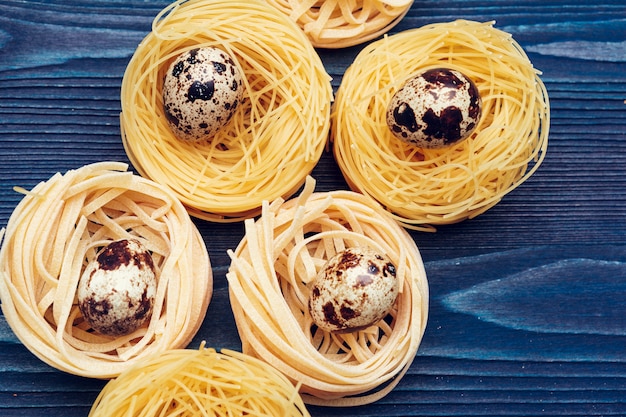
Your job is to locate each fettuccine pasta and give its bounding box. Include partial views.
[0,162,212,378]
[121,0,333,221]
[227,177,428,406]
[332,20,550,231]
[89,343,310,417]
[266,0,414,48]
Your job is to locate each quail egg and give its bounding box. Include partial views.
[308,247,398,333]
[386,67,482,148]
[163,46,244,142]
[77,239,157,336]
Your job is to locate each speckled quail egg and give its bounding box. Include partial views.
[386,67,482,148]
[308,247,398,333]
[77,239,157,336]
[162,46,244,142]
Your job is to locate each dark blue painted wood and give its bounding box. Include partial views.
[1,0,626,415]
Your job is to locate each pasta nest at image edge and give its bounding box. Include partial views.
[120,0,333,222]
[88,344,310,417]
[0,162,212,378]
[332,19,550,231]
[227,176,429,406]
[266,0,415,48]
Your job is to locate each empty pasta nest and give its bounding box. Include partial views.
[88,343,310,417]
[266,0,414,48]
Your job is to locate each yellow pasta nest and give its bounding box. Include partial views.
[227,177,429,406]
[120,0,333,222]
[266,0,414,48]
[0,162,212,378]
[88,344,310,417]
[332,20,550,231]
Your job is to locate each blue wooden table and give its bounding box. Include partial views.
[1,1,625,416]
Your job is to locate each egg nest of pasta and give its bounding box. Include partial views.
[332,20,550,231]
[226,177,429,406]
[266,0,414,48]
[0,162,212,379]
[120,0,333,222]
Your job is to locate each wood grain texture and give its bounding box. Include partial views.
[1,0,625,415]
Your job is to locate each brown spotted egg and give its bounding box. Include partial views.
[308,247,398,333]
[163,46,243,142]
[386,67,482,148]
[77,239,157,336]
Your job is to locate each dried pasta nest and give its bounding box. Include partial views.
[89,344,310,417]
[267,0,414,48]
[0,162,212,378]
[227,177,429,406]
[120,0,332,222]
[332,20,550,231]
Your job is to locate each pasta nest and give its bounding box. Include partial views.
[88,344,310,417]
[0,162,212,378]
[227,177,429,406]
[266,0,414,48]
[120,0,333,222]
[332,20,550,231]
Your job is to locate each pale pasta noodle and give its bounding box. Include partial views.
[0,162,212,378]
[227,177,429,406]
[88,343,310,417]
[120,0,333,222]
[332,20,550,231]
[266,0,414,48]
